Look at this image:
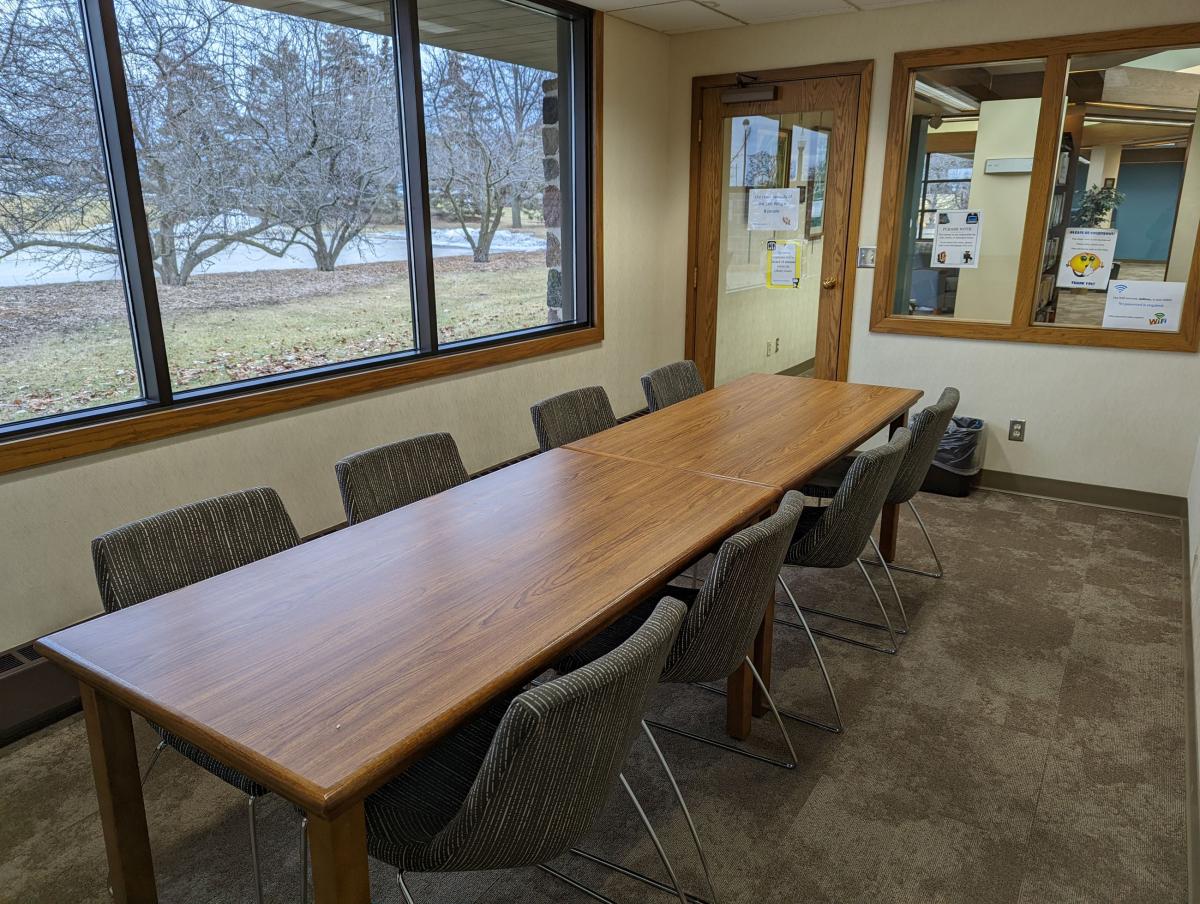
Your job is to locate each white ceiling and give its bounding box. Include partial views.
[585,0,941,35]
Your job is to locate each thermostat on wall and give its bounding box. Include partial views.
[984,157,1034,174]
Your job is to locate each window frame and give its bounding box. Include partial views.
[871,22,1200,352]
[0,0,603,475]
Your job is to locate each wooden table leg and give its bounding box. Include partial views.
[80,683,158,904]
[878,412,909,563]
[308,802,371,904]
[725,664,753,740]
[750,607,774,717]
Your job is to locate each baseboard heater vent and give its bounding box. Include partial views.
[0,642,80,748]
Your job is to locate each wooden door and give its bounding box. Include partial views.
[686,69,868,386]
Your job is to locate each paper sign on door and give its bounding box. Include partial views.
[766,240,800,289]
[748,188,802,232]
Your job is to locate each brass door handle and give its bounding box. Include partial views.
[822,276,838,290]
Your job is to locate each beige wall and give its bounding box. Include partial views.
[953,98,1040,322]
[665,0,1200,502]
[0,17,677,649]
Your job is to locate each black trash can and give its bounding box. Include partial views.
[921,416,985,497]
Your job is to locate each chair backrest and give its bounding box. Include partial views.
[640,360,705,412]
[888,387,960,505]
[92,487,300,613]
[335,432,469,525]
[427,597,686,871]
[529,385,617,452]
[662,491,805,685]
[787,429,911,570]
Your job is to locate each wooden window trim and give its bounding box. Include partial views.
[871,22,1200,352]
[0,13,606,478]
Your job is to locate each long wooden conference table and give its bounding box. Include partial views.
[37,374,921,904]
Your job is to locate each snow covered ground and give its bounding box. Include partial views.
[0,228,547,287]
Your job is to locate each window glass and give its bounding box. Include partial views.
[1033,47,1200,332]
[116,0,415,393]
[0,0,142,426]
[892,59,1047,322]
[420,0,569,344]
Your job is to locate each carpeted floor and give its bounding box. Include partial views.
[0,488,1187,903]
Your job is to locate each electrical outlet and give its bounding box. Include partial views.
[766,340,772,357]
[1008,419,1026,442]
[857,246,877,268]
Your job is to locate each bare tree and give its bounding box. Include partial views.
[423,47,546,262]
[245,22,403,272]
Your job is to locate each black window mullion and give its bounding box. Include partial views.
[565,14,591,326]
[391,0,439,354]
[78,0,173,404]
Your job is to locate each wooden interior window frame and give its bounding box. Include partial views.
[871,22,1200,352]
[0,12,606,478]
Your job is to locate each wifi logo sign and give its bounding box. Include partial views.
[1114,283,1130,294]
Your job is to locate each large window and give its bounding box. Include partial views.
[873,24,1200,351]
[0,0,593,436]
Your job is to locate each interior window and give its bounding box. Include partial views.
[892,59,1047,322]
[1032,46,1200,331]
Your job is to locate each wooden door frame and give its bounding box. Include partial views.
[684,60,874,385]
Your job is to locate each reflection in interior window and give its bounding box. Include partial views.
[894,59,1046,322]
[0,0,143,426]
[1033,47,1200,332]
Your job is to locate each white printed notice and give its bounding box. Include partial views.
[931,210,983,269]
[766,240,800,289]
[1102,281,1186,332]
[1057,228,1118,290]
[747,188,802,231]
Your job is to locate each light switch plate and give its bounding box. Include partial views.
[857,246,877,268]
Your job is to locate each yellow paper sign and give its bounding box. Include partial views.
[766,240,801,289]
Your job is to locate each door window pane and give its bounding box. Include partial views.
[0,0,142,426]
[1033,46,1200,331]
[419,0,568,344]
[716,111,831,385]
[893,59,1047,321]
[116,0,414,393]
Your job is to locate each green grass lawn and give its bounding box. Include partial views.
[1,265,548,425]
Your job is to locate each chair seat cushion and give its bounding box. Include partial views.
[555,585,701,675]
[364,690,520,867]
[801,455,855,499]
[153,724,267,798]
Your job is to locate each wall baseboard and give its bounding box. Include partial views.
[779,358,816,377]
[979,469,1186,518]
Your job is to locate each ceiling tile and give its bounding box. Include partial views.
[708,0,849,23]
[611,0,741,33]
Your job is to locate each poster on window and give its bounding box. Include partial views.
[765,240,801,289]
[1102,281,1185,331]
[747,188,802,231]
[931,210,983,269]
[1057,228,1119,290]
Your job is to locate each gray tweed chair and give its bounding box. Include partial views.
[641,360,705,412]
[530,385,617,451]
[777,429,911,659]
[339,598,689,904]
[555,492,807,903]
[802,387,959,579]
[91,487,300,904]
[335,432,469,525]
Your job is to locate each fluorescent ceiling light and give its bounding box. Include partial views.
[914,80,979,113]
[419,19,458,33]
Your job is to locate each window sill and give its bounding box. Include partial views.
[0,324,603,476]
[869,313,1199,352]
